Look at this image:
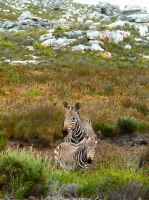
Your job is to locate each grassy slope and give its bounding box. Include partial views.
[0,27,149,141]
[0,7,149,199]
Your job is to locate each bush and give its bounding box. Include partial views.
[0,102,63,144]
[0,135,8,151]
[94,123,115,137]
[0,148,50,199]
[117,116,139,134]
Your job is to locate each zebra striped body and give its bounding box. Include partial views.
[54,137,97,171]
[62,101,96,146]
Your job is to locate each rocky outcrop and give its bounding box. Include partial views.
[126,14,149,23]
[0,0,71,11]
[0,11,51,31]
[122,5,149,23]
[0,1,148,54]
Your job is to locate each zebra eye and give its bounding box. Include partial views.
[72,117,75,121]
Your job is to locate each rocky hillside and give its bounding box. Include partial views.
[0,0,149,65]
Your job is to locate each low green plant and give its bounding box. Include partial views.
[94,123,115,137]
[0,135,8,151]
[0,148,50,199]
[0,38,13,47]
[117,116,139,134]
[34,41,51,56]
[48,164,149,198]
[27,89,43,98]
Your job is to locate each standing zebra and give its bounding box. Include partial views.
[54,136,97,171]
[62,101,96,146]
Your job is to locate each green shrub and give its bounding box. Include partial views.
[0,148,50,199]
[0,135,8,151]
[117,116,139,134]
[94,123,115,137]
[27,89,43,98]
[47,165,149,198]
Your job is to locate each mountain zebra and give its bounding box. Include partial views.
[62,101,96,146]
[54,136,97,171]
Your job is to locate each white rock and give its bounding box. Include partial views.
[124,44,131,49]
[86,31,100,40]
[126,14,149,23]
[9,60,39,65]
[85,20,93,24]
[88,43,104,51]
[77,17,84,23]
[40,33,55,42]
[142,55,149,59]
[122,6,147,15]
[107,20,148,37]
[87,30,130,44]
[138,26,148,37]
[26,46,34,51]
[88,40,104,45]
[135,38,143,42]
[72,44,88,51]
[42,38,76,48]
[65,30,84,38]
[18,11,33,21]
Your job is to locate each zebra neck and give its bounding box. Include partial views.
[72,119,86,135]
[70,119,86,145]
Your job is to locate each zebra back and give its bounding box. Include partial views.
[54,136,97,171]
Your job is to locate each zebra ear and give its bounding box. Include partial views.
[75,102,81,110]
[63,101,69,109]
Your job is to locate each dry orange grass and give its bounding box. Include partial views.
[0,65,149,141]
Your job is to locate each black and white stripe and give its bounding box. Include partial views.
[62,101,96,146]
[54,136,97,171]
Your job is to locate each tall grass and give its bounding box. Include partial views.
[0,102,63,144]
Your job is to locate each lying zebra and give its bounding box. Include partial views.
[62,101,96,146]
[54,136,97,171]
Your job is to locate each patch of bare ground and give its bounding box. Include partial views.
[6,137,148,168]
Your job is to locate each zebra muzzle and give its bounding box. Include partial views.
[87,157,93,164]
[62,127,69,136]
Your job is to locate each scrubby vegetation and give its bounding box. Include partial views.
[117,116,140,134]
[0,148,49,199]
[0,148,148,199]
[0,102,63,144]
[0,2,149,199]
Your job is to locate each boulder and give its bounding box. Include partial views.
[2,21,15,29]
[72,44,88,51]
[42,37,76,48]
[8,60,39,65]
[124,44,131,49]
[65,30,84,38]
[88,41,104,51]
[126,14,149,23]
[96,1,121,16]
[86,30,130,44]
[122,6,147,15]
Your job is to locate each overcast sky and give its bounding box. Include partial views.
[74,0,149,10]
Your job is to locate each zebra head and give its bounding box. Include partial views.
[85,136,97,164]
[62,101,81,137]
